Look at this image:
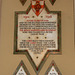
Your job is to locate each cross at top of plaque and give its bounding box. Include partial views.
[34,1,41,11]
[32,0,44,16]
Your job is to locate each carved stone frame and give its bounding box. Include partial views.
[14,3,61,74]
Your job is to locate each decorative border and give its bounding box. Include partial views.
[45,60,62,75]
[14,3,61,74]
[13,60,30,75]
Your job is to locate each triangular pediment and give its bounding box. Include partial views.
[45,60,62,75]
[13,60,30,75]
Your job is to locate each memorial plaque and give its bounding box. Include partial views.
[13,60,30,75]
[45,60,62,75]
[14,0,61,74]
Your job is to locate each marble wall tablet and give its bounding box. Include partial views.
[14,0,61,74]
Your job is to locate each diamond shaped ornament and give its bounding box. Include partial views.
[49,0,56,5]
[20,0,26,6]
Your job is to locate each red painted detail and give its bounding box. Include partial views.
[47,50,50,52]
[47,12,49,14]
[21,63,23,66]
[32,5,34,8]
[26,40,32,42]
[16,13,18,14]
[20,29,23,31]
[30,42,36,44]
[52,0,54,2]
[52,63,54,65]
[22,0,24,2]
[26,12,28,14]
[32,1,44,16]
[58,72,60,74]
[58,24,59,26]
[36,67,38,71]
[34,1,41,11]
[16,25,18,27]
[58,49,59,51]
[26,50,28,52]
[16,50,18,52]
[16,37,18,39]
[58,37,59,39]
[42,58,44,61]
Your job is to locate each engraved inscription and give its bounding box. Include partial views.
[18,13,58,54]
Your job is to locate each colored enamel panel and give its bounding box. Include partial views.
[45,60,62,75]
[13,60,30,75]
